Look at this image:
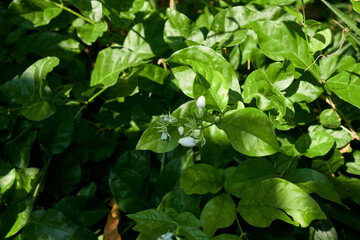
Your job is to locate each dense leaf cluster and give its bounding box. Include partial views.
[1,0,360,239]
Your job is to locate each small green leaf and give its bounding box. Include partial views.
[281,5,303,23]
[9,0,62,29]
[312,149,344,177]
[351,0,360,14]
[157,189,201,216]
[285,72,323,103]
[164,8,204,50]
[90,45,143,88]
[225,158,277,198]
[238,178,326,227]
[327,63,360,109]
[309,28,332,54]
[346,151,360,175]
[75,20,108,45]
[136,117,180,153]
[71,0,103,22]
[200,194,236,238]
[217,108,279,157]
[180,164,223,195]
[319,109,341,129]
[0,168,16,195]
[295,131,335,158]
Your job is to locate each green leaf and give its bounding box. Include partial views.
[320,55,356,81]
[217,108,279,157]
[285,168,343,205]
[90,45,143,88]
[38,107,75,155]
[225,158,277,198]
[164,8,204,50]
[71,0,103,22]
[295,131,335,158]
[54,196,108,228]
[157,189,201,216]
[346,150,360,175]
[238,178,326,227]
[22,209,79,240]
[6,131,37,168]
[205,7,248,47]
[136,117,180,153]
[3,197,33,238]
[15,32,81,60]
[75,20,108,45]
[180,164,223,195]
[309,28,332,54]
[319,109,341,129]
[167,45,241,99]
[285,71,323,103]
[200,125,233,169]
[21,101,56,121]
[312,149,344,177]
[109,167,149,212]
[0,168,16,195]
[351,0,360,14]
[250,21,320,80]
[212,234,239,240]
[178,226,208,240]
[200,194,236,238]
[327,63,360,109]
[281,5,303,23]
[332,175,360,202]
[321,0,360,37]
[124,15,168,59]
[174,212,201,227]
[265,61,296,91]
[9,0,62,29]
[127,209,177,235]
[242,69,287,118]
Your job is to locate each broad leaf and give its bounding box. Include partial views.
[295,131,335,158]
[250,21,320,80]
[90,45,143,88]
[285,168,343,205]
[180,164,223,195]
[164,8,204,50]
[327,63,360,109]
[238,178,326,227]
[225,158,277,198]
[9,0,62,29]
[217,108,279,157]
[74,20,108,45]
[319,109,341,129]
[71,0,103,22]
[167,45,241,100]
[200,194,236,238]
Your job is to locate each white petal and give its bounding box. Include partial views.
[178,126,184,135]
[196,96,206,109]
[178,137,197,147]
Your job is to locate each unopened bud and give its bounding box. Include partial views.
[178,137,197,147]
[178,126,184,135]
[196,96,206,109]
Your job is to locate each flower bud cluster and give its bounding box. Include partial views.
[156,113,177,141]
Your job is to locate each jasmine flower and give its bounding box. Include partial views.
[157,232,174,240]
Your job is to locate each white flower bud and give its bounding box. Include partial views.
[192,129,201,138]
[157,232,174,240]
[196,96,206,109]
[161,132,168,140]
[178,126,184,135]
[178,137,197,147]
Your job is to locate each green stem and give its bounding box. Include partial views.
[54,2,95,25]
[280,156,297,177]
[88,87,108,103]
[235,215,246,240]
[33,156,52,202]
[160,153,166,173]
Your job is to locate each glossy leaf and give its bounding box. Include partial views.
[71,0,103,22]
[164,8,204,50]
[157,189,201,216]
[180,164,223,195]
[225,158,277,198]
[295,131,335,158]
[200,194,236,238]
[217,108,279,157]
[136,117,180,153]
[75,20,108,45]
[285,168,343,205]
[285,72,323,103]
[312,149,344,177]
[238,178,326,227]
[90,45,143,88]
[9,0,62,29]
[327,63,360,109]
[309,28,332,54]
[250,21,320,80]
[319,109,341,129]
[167,45,241,99]
[0,168,16,195]
[345,151,360,175]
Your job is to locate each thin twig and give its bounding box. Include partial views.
[169,0,175,9]
[305,28,349,71]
